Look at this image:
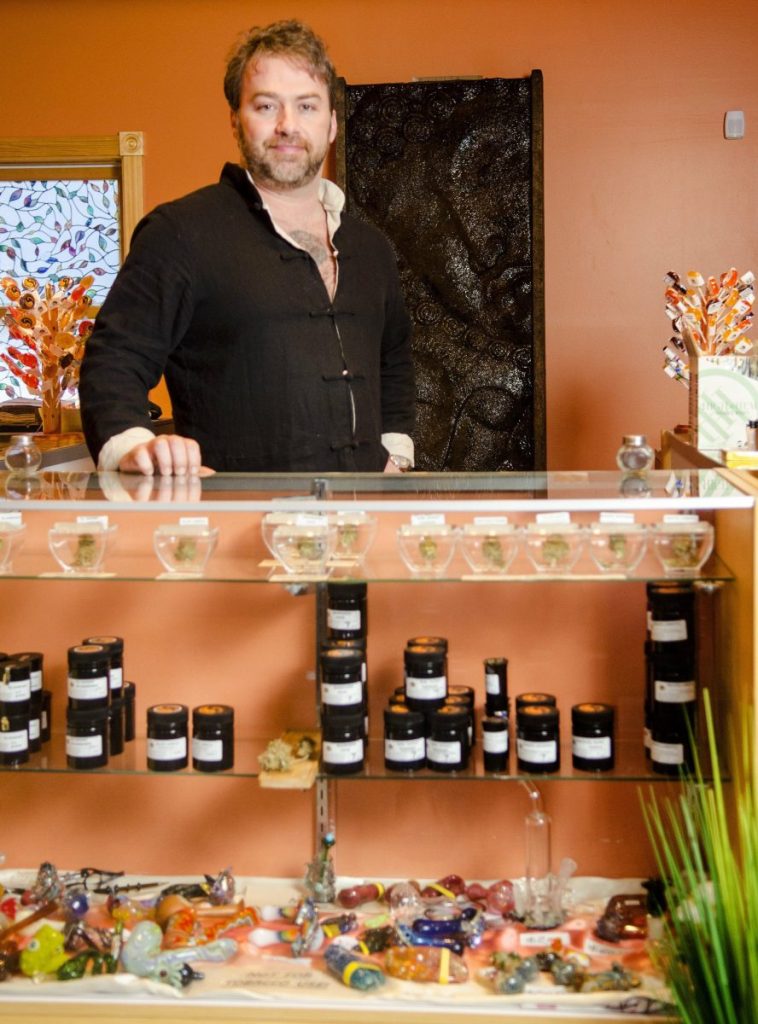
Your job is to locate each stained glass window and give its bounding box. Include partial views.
[0,178,120,400]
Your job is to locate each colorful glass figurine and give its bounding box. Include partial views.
[19,924,69,978]
[120,920,237,990]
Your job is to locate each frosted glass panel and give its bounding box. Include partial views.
[0,178,120,400]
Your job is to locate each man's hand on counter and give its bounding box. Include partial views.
[118,435,214,477]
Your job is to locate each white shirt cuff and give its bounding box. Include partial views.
[381,432,414,467]
[97,427,156,471]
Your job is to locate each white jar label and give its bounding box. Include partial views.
[517,738,557,764]
[483,730,509,754]
[0,729,28,753]
[0,679,30,702]
[29,670,42,693]
[323,739,363,765]
[655,680,696,702]
[485,672,501,695]
[572,735,612,759]
[520,930,571,949]
[41,710,48,730]
[66,734,103,758]
[651,619,688,642]
[147,737,187,761]
[651,740,684,765]
[327,608,361,631]
[385,737,425,762]
[68,676,108,701]
[192,737,223,761]
[426,738,461,764]
[643,726,652,749]
[109,667,123,690]
[28,718,41,741]
[321,682,363,706]
[406,676,446,700]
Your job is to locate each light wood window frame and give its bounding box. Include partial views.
[0,131,144,261]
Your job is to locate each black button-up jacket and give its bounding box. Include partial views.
[80,163,415,472]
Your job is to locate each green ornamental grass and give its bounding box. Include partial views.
[642,690,758,1023]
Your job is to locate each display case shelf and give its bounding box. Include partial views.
[0,734,711,784]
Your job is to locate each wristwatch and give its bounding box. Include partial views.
[388,454,413,472]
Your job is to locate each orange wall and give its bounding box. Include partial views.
[2,1,753,884]
[5,0,757,468]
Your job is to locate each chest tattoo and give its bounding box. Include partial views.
[290,229,337,297]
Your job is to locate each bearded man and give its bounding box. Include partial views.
[80,20,415,475]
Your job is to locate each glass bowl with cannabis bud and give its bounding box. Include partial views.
[153,523,219,576]
[331,511,378,561]
[0,520,25,573]
[650,517,714,576]
[271,518,336,574]
[459,519,521,574]
[587,522,648,573]
[48,521,116,574]
[397,522,458,575]
[523,522,585,574]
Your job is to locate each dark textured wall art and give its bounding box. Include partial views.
[337,73,545,471]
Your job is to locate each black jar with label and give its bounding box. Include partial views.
[651,705,696,775]
[571,703,615,771]
[66,706,109,769]
[445,694,474,751]
[109,697,125,756]
[516,692,557,714]
[404,645,447,715]
[647,582,696,673]
[83,635,124,696]
[147,703,188,771]
[0,710,30,766]
[123,681,136,741]
[482,714,509,772]
[384,706,425,772]
[41,689,52,743]
[652,656,697,716]
[0,658,31,717]
[67,645,110,711]
[192,704,235,772]
[320,648,364,722]
[516,705,560,774]
[326,582,368,641]
[321,713,365,775]
[15,652,42,752]
[484,657,509,716]
[426,707,468,773]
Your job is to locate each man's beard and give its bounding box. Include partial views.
[239,134,327,190]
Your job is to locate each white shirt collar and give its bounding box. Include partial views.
[245,170,345,244]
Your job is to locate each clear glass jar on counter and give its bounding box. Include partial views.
[3,434,42,475]
[616,434,655,473]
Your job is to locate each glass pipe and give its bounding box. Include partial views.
[325,942,386,990]
[337,882,385,908]
[385,944,469,984]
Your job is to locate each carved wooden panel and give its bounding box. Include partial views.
[338,75,544,471]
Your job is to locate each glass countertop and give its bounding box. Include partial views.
[0,468,752,513]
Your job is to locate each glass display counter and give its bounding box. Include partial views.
[0,464,754,1023]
